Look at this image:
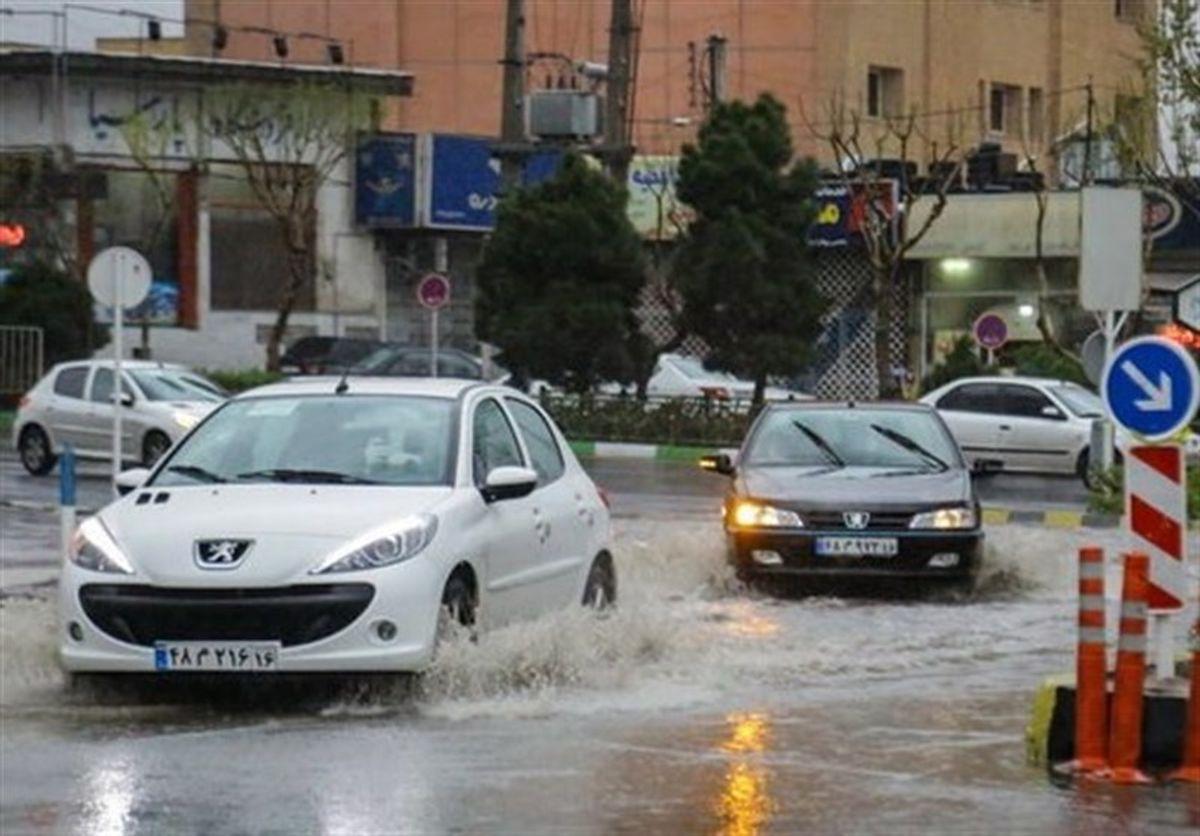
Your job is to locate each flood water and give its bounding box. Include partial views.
[2,520,1198,834]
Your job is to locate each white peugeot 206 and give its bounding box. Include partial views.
[59,377,615,675]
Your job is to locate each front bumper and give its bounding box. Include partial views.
[727,528,983,580]
[58,557,446,673]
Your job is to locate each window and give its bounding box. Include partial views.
[506,398,565,483]
[52,367,88,399]
[937,384,995,414]
[989,87,1006,133]
[988,83,1022,135]
[867,66,904,118]
[472,399,524,485]
[1114,0,1143,21]
[1028,87,1045,144]
[994,385,1057,419]
[89,368,134,404]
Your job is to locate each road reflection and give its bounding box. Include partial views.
[715,711,773,836]
[81,757,136,835]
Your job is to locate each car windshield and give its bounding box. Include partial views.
[129,370,225,402]
[1050,383,1103,417]
[745,408,961,471]
[151,395,456,487]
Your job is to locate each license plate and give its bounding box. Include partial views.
[814,537,898,558]
[154,641,280,672]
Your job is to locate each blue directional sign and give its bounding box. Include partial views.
[1102,336,1200,440]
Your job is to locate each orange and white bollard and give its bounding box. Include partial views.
[1104,552,1152,784]
[1168,616,1200,783]
[1066,546,1109,773]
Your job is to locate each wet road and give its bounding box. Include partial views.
[2,455,1197,834]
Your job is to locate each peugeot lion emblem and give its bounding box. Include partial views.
[194,539,253,569]
[843,512,871,530]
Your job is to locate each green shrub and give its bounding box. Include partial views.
[540,394,753,447]
[921,336,984,393]
[204,369,284,394]
[0,261,107,366]
[1010,343,1088,385]
[1088,463,1200,518]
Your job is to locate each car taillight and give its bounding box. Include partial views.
[699,386,731,400]
[18,394,30,409]
[597,487,612,509]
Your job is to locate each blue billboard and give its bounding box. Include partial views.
[427,134,562,230]
[355,133,417,228]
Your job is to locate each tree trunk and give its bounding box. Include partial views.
[265,247,310,372]
[752,372,766,407]
[873,265,898,400]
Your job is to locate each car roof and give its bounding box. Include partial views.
[235,376,486,400]
[53,359,189,371]
[936,375,1077,387]
[763,400,936,413]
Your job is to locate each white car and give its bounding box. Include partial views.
[920,376,1127,480]
[13,360,225,475]
[58,377,614,675]
[599,353,808,403]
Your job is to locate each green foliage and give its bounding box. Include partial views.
[202,369,284,394]
[0,410,13,436]
[541,394,751,447]
[672,94,824,401]
[921,336,984,393]
[1010,343,1088,385]
[0,261,106,366]
[1088,463,1200,519]
[476,154,647,392]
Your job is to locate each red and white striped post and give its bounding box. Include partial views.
[1105,552,1152,785]
[1067,546,1109,773]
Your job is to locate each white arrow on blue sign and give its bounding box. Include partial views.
[1102,336,1200,440]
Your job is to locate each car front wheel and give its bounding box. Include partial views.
[18,425,57,476]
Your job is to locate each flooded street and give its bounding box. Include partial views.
[3,516,1198,834]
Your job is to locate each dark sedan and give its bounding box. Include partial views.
[701,402,983,586]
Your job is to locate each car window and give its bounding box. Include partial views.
[89,368,134,404]
[936,383,996,413]
[506,398,565,483]
[129,370,224,402]
[52,367,88,399]
[995,384,1055,418]
[472,398,524,485]
[1050,384,1103,417]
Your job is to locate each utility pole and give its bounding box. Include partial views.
[498,0,527,189]
[705,34,727,111]
[603,0,635,184]
[1082,76,1095,186]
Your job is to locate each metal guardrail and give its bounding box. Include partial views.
[0,325,44,395]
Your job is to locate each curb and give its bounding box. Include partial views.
[981,508,1123,530]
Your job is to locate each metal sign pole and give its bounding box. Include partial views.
[111,252,123,495]
[431,308,439,378]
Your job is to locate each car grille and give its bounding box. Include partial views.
[801,511,914,531]
[79,584,374,648]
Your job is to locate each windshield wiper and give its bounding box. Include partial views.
[236,468,381,485]
[869,424,949,472]
[166,464,227,484]
[791,421,845,468]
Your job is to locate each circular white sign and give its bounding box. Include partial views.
[87,246,152,308]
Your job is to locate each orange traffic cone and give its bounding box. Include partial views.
[1065,546,1108,773]
[1168,616,1200,783]
[1103,552,1152,784]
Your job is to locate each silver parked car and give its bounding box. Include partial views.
[13,360,226,475]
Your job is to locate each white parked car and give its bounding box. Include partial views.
[58,377,614,675]
[920,376,1128,481]
[13,360,225,475]
[599,353,808,403]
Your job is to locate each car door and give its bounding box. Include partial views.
[469,396,544,626]
[932,383,1001,467]
[45,365,94,453]
[84,367,141,463]
[991,383,1081,473]
[505,396,585,609]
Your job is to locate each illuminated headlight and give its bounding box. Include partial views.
[731,501,802,529]
[909,506,976,530]
[313,515,438,574]
[69,517,134,574]
[173,411,200,430]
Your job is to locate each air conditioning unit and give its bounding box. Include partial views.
[527,91,603,139]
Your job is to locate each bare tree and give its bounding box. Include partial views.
[802,99,968,397]
[206,82,378,370]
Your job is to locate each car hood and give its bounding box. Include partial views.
[99,484,452,586]
[739,465,972,510]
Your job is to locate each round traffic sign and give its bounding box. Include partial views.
[972,313,1009,351]
[1102,335,1200,440]
[87,246,152,308]
[416,272,450,310]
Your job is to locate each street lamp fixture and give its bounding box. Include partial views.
[940,258,973,277]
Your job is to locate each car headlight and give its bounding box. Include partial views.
[730,501,803,528]
[909,506,976,530]
[312,514,439,574]
[173,411,200,430]
[69,517,134,574]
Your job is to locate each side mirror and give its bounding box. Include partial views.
[114,467,151,496]
[1041,405,1064,420]
[480,465,538,503]
[699,453,735,476]
[120,391,135,407]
